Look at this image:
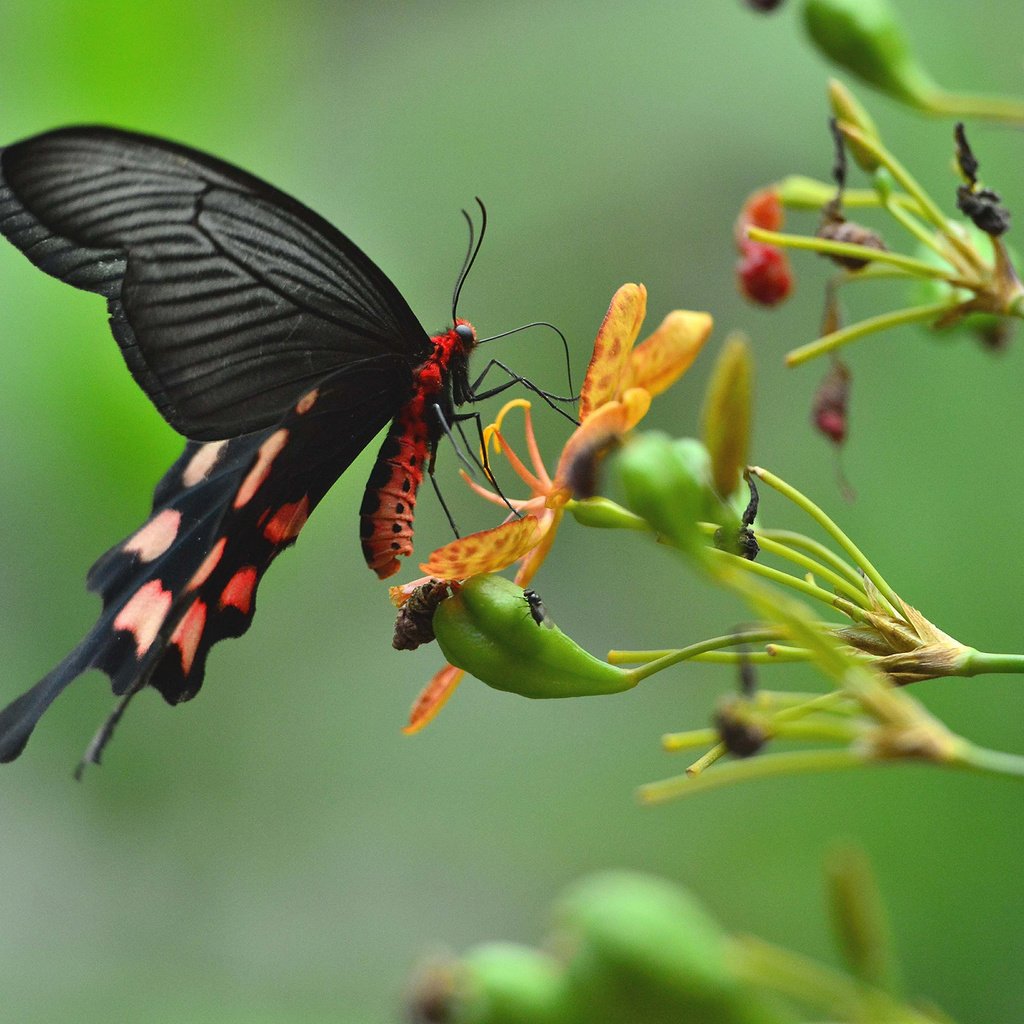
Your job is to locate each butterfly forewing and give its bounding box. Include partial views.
[0,126,432,439]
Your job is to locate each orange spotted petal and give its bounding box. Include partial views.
[579,284,647,421]
[625,310,713,398]
[514,508,564,588]
[420,515,542,579]
[404,663,465,734]
[619,388,652,431]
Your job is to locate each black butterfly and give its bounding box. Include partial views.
[0,126,509,766]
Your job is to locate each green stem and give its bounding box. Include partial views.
[777,175,925,217]
[757,529,863,588]
[705,545,868,621]
[732,935,945,1024]
[748,467,902,614]
[926,87,1024,126]
[958,649,1024,677]
[627,629,786,681]
[662,728,719,752]
[693,648,813,664]
[835,123,949,235]
[754,534,870,608]
[953,740,1024,779]
[839,121,982,274]
[772,718,862,744]
[882,191,961,269]
[785,300,957,366]
[687,743,727,775]
[638,748,867,803]
[746,226,955,280]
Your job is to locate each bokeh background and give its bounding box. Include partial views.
[1,2,1022,1021]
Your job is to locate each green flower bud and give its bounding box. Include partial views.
[456,943,573,1024]
[555,872,795,1024]
[702,334,753,499]
[775,174,839,211]
[827,79,882,172]
[802,0,939,109]
[614,433,719,556]
[433,575,637,699]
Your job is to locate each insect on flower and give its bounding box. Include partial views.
[0,126,559,767]
[402,284,713,731]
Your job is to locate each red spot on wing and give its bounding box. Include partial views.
[113,579,174,657]
[170,600,208,676]
[263,496,311,544]
[188,537,227,590]
[123,508,181,562]
[182,440,228,487]
[220,567,258,614]
[234,429,289,509]
[295,388,319,415]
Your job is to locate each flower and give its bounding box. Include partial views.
[402,284,712,732]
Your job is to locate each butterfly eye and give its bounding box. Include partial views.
[454,323,476,347]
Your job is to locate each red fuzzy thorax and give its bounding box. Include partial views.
[359,320,477,579]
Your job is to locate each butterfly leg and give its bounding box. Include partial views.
[467,360,579,425]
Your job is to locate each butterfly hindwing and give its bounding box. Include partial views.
[0,126,432,439]
[0,356,412,762]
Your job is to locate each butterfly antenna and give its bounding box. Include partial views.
[451,198,487,322]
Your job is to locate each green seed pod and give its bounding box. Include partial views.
[433,575,637,699]
[455,943,574,1024]
[614,433,719,556]
[802,0,939,109]
[555,872,795,1024]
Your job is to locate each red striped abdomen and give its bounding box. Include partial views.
[359,402,432,579]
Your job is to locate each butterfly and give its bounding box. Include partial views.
[0,126,510,766]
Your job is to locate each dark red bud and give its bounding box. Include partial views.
[812,359,851,445]
[735,188,793,306]
[737,243,793,306]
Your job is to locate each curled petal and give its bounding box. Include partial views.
[553,400,631,495]
[421,515,543,579]
[487,398,532,455]
[404,663,465,734]
[579,284,647,420]
[390,576,436,607]
[626,311,713,398]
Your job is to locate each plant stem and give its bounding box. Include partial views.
[638,748,867,803]
[732,934,944,1024]
[926,87,1024,126]
[835,123,950,236]
[757,529,863,588]
[746,226,954,280]
[754,534,871,608]
[627,629,786,681]
[748,467,902,614]
[705,545,868,621]
[958,649,1024,677]
[785,300,957,366]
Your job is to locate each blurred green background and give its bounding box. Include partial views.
[1,2,1022,1021]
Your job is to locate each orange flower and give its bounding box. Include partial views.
[403,284,712,732]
